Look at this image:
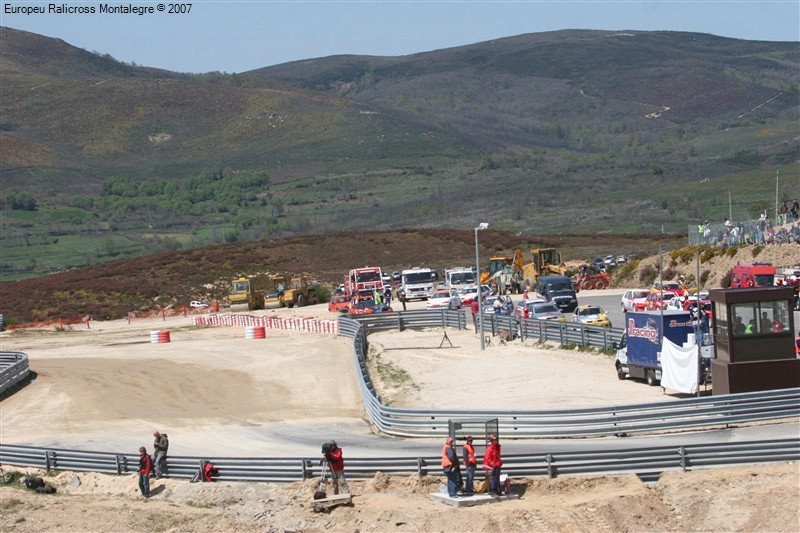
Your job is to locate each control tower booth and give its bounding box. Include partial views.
[709,286,799,395]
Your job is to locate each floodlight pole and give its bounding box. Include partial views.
[475,223,488,350]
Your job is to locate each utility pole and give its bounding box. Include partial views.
[728,191,732,222]
[775,170,779,225]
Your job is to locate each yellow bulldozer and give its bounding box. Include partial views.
[521,248,569,291]
[229,277,265,312]
[264,274,319,309]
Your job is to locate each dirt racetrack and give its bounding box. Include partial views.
[1,300,798,531]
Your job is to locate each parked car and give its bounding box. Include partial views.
[391,271,401,282]
[426,288,462,310]
[328,294,351,313]
[514,297,547,319]
[527,302,566,322]
[348,298,393,315]
[573,305,612,327]
[621,289,650,312]
[458,284,492,306]
[482,295,512,314]
[604,255,617,268]
[593,257,605,269]
[190,300,209,308]
[643,292,674,311]
[616,255,627,265]
[651,280,687,297]
[665,296,686,311]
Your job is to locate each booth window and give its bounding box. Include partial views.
[731,300,789,335]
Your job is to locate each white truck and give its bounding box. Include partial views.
[397,267,437,302]
[444,267,476,291]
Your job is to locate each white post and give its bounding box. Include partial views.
[475,223,488,350]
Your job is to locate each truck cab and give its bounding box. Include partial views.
[398,267,437,301]
[445,267,476,291]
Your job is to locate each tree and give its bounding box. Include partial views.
[5,188,37,211]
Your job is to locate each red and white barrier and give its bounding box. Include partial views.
[191,314,339,335]
[150,330,171,343]
[245,325,267,339]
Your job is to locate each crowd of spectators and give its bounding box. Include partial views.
[693,201,800,246]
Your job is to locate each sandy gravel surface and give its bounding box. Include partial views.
[1,300,798,532]
[2,297,680,456]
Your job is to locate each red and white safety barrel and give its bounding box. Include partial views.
[150,330,171,343]
[245,325,266,339]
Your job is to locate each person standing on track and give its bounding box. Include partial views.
[152,430,169,479]
[441,436,460,498]
[462,435,477,495]
[483,433,503,496]
[323,441,349,495]
[471,298,480,332]
[137,446,152,498]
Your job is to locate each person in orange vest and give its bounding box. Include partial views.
[461,435,477,495]
[441,436,460,498]
[482,433,503,496]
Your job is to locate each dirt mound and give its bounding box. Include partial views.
[2,463,797,532]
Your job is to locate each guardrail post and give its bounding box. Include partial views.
[302,460,310,479]
[417,458,427,476]
[115,455,122,475]
[545,454,556,479]
[678,447,688,471]
[45,450,52,472]
[559,323,565,345]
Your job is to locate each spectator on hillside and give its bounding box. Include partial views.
[779,201,789,225]
[791,199,799,221]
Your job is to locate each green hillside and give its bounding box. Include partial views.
[0,28,798,281]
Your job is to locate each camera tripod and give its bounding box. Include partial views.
[438,328,454,348]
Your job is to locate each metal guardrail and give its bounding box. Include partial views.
[340,313,800,439]
[354,309,624,350]
[2,439,796,484]
[0,352,30,396]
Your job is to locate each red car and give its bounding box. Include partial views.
[643,291,678,311]
[328,294,351,314]
[651,281,688,298]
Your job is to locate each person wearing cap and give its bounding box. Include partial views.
[441,436,460,498]
[482,433,503,496]
[462,436,477,495]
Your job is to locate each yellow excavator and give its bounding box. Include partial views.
[229,277,265,312]
[480,249,524,294]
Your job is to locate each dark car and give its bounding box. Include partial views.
[348,298,393,315]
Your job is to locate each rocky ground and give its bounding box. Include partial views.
[1,462,797,532]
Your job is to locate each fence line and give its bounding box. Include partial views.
[339,313,800,438]
[0,352,30,396]
[1,439,796,484]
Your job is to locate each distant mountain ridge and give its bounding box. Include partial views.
[0,27,798,281]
